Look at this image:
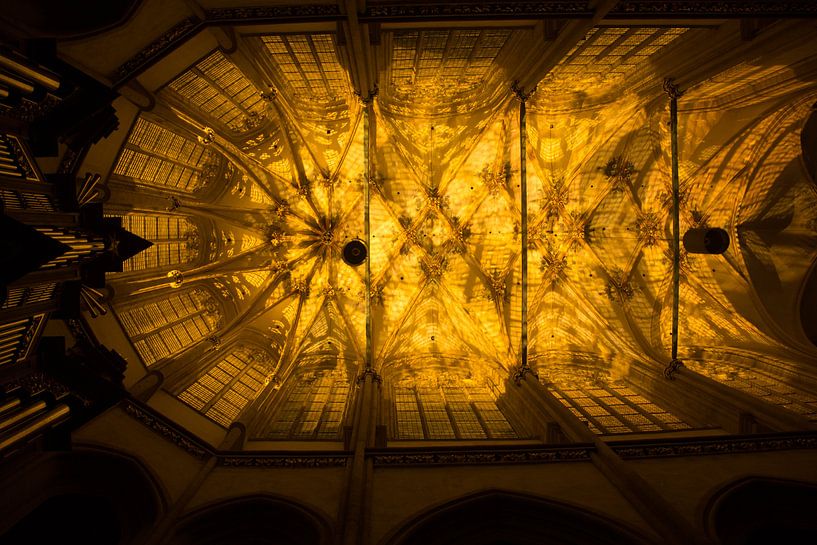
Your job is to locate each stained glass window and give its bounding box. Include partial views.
[392,378,517,440]
[260,34,349,100]
[118,289,220,366]
[541,368,691,434]
[686,360,817,421]
[261,369,350,439]
[111,214,197,272]
[178,346,271,426]
[113,117,217,193]
[166,51,266,132]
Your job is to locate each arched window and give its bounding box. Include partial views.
[685,360,817,421]
[178,345,273,427]
[112,117,218,193]
[390,375,517,440]
[165,50,266,133]
[110,213,198,272]
[259,34,349,101]
[260,367,351,440]
[117,288,221,366]
[540,366,690,434]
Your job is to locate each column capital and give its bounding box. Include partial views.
[511,80,537,102]
[663,77,684,100]
[513,364,539,385]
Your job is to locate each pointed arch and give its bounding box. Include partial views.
[106,211,201,272]
[111,115,223,195]
[161,49,267,137]
[176,342,276,427]
[702,476,817,545]
[170,494,332,545]
[0,448,165,545]
[381,489,652,545]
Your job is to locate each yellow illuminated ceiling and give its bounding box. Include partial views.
[100,18,817,437]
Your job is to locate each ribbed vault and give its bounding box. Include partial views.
[90,15,817,442]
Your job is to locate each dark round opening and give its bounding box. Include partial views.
[342,239,367,266]
[683,227,730,254]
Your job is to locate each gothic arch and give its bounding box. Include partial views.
[381,489,652,545]
[0,447,165,545]
[174,339,276,428]
[169,494,332,545]
[109,112,227,201]
[114,284,228,368]
[701,476,817,545]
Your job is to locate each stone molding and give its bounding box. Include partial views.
[220,455,349,468]
[123,399,210,459]
[371,446,593,467]
[610,432,817,459]
[112,2,817,86]
[122,399,817,468]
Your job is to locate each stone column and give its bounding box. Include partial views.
[514,374,713,545]
[340,369,380,545]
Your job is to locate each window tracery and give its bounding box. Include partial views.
[540,366,691,434]
[177,345,272,427]
[685,360,817,421]
[259,34,349,100]
[260,367,351,440]
[389,29,512,97]
[109,213,198,272]
[391,375,517,440]
[117,288,221,366]
[165,50,266,133]
[112,117,219,193]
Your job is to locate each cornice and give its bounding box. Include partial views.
[610,432,817,459]
[363,1,817,21]
[371,446,594,466]
[112,16,203,87]
[204,4,343,23]
[122,399,351,467]
[609,1,817,17]
[121,399,817,468]
[111,1,817,88]
[362,1,593,21]
[219,455,349,468]
[123,398,210,459]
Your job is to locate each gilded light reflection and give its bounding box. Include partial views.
[101,24,817,439]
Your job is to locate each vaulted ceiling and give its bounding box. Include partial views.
[63,2,817,438]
